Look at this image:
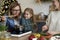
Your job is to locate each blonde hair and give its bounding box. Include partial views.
[49,0,60,11]
[23,8,35,23]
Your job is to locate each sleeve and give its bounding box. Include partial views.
[46,13,52,27]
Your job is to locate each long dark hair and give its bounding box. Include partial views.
[9,2,22,15]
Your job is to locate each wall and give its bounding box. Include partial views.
[17,0,51,15]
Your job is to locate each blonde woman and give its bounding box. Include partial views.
[46,0,60,35]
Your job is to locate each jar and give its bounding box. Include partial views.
[4,32,11,40]
[0,31,11,40]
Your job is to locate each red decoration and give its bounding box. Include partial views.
[29,35,35,40]
[39,36,45,40]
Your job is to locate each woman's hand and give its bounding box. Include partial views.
[42,25,48,32]
[1,16,6,22]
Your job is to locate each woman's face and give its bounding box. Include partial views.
[53,0,59,5]
[12,6,20,17]
[24,11,32,19]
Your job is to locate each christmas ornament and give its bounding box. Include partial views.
[0,0,17,15]
[33,33,41,38]
[39,36,46,40]
[29,35,35,40]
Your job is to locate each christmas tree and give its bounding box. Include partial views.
[0,0,17,15]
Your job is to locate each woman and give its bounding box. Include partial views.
[6,2,22,34]
[46,0,60,35]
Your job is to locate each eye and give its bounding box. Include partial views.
[12,9,20,11]
[25,14,29,15]
[26,14,29,15]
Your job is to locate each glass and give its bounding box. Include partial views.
[4,32,11,40]
[0,32,11,40]
[0,32,5,40]
[12,9,20,12]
